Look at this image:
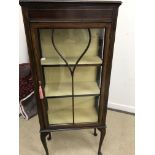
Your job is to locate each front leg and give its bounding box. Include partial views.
[40,132,49,155]
[98,128,106,155]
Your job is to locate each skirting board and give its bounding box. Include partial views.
[108,101,135,113]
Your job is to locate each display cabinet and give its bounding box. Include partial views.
[19,1,122,155]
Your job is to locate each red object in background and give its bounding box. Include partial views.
[19,64,34,101]
[19,63,37,120]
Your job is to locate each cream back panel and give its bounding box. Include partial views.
[44,66,97,83]
[39,29,102,84]
[48,97,98,124]
[39,29,101,58]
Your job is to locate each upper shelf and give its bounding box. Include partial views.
[45,81,100,98]
[41,56,102,66]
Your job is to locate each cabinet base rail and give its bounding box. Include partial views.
[40,123,106,132]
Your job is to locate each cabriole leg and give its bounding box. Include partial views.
[40,132,49,155]
[98,128,106,155]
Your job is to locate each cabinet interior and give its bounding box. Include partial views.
[39,28,105,125]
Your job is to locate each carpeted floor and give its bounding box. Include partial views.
[19,110,135,155]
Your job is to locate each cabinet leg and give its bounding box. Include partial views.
[45,98,49,111]
[94,128,98,136]
[98,128,106,155]
[40,132,49,155]
[47,132,52,141]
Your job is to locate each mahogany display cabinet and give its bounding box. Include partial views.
[19,0,122,155]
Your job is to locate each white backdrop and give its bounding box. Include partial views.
[19,0,135,113]
[109,0,135,113]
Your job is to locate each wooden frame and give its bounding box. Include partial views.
[19,1,122,155]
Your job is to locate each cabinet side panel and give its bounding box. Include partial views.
[99,7,120,124]
[21,6,45,129]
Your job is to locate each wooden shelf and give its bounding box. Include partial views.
[47,97,98,124]
[45,82,100,98]
[41,56,102,66]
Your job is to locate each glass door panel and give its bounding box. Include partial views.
[39,28,105,125]
[48,98,72,124]
[44,66,100,98]
[39,29,104,62]
[74,96,98,123]
[48,96,99,124]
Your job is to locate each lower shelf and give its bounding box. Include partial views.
[47,96,98,124]
[45,82,100,98]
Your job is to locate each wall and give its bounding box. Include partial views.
[108,0,135,113]
[19,7,29,63]
[19,0,135,113]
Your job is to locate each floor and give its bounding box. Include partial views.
[19,110,135,155]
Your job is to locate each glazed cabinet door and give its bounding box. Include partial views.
[30,26,111,128]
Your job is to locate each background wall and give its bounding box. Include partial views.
[19,7,29,64]
[108,0,135,113]
[19,0,135,113]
